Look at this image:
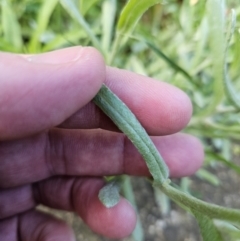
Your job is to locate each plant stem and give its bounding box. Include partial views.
[159,182,240,225]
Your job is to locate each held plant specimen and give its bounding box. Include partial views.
[94,85,240,241]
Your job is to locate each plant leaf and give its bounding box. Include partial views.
[193,211,225,241]
[206,150,240,175]
[109,0,162,63]
[98,181,120,208]
[199,0,225,116]
[223,9,240,110]
[1,0,22,51]
[101,0,116,53]
[79,0,99,15]
[116,0,161,40]
[122,176,144,241]
[60,0,102,52]
[28,0,59,53]
[146,41,199,88]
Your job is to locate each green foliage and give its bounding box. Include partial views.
[193,211,224,241]
[1,0,240,240]
[1,0,22,51]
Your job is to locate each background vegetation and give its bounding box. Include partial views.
[1,0,240,240]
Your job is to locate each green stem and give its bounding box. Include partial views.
[93,84,169,185]
[159,182,240,225]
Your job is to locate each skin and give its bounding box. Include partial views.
[0,46,204,241]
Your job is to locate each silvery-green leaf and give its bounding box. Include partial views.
[98,181,120,208]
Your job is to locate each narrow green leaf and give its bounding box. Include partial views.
[109,0,162,63]
[196,169,220,186]
[98,181,120,208]
[147,41,199,88]
[60,0,103,52]
[122,176,144,241]
[101,0,116,54]
[28,0,59,53]
[1,0,22,51]
[223,9,240,110]
[79,0,99,15]
[215,220,240,240]
[93,85,169,185]
[206,150,240,174]
[193,211,225,241]
[116,0,161,38]
[42,30,87,52]
[199,0,225,116]
[154,186,170,216]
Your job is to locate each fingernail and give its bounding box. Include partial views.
[26,46,84,64]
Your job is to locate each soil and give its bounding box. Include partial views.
[39,145,240,241]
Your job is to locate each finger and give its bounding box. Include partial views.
[60,66,192,135]
[0,215,18,240]
[0,210,75,241]
[1,177,136,239]
[36,177,136,239]
[0,47,105,140]
[0,129,203,188]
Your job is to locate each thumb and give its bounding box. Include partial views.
[0,46,105,140]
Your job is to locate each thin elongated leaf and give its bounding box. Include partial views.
[101,0,116,53]
[206,150,240,174]
[215,220,240,240]
[193,211,225,241]
[42,29,87,51]
[1,0,22,51]
[79,0,99,15]
[196,169,220,186]
[199,0,225,116]
[122,176,144,241]
[28,0,59,53]
[60,0,102,52]
[223,9,240,110]
[147,41,199,88]
[109,0,162,63]
[116,0,161,37]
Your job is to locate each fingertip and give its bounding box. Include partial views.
[75,179,136,239]
[160,133,204,178]
[76,47,105,98]
[84,197,137,239]
[0,46,106,139]
[164,86,193,134]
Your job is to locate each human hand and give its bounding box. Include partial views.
[0,46,204,241]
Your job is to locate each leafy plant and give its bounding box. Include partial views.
[1,0,240,240]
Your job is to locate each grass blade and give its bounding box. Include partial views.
[28,0,59,53]
[122,176,144,241]
[60,0,103,53]
[223,9,240,110]
[147,41,199,88]
[199,0,225,116]
[109,0,162,63]
[193,211,225,241]
[101,0,116,54]
[1,0,22,51]
[79,0,99,15]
